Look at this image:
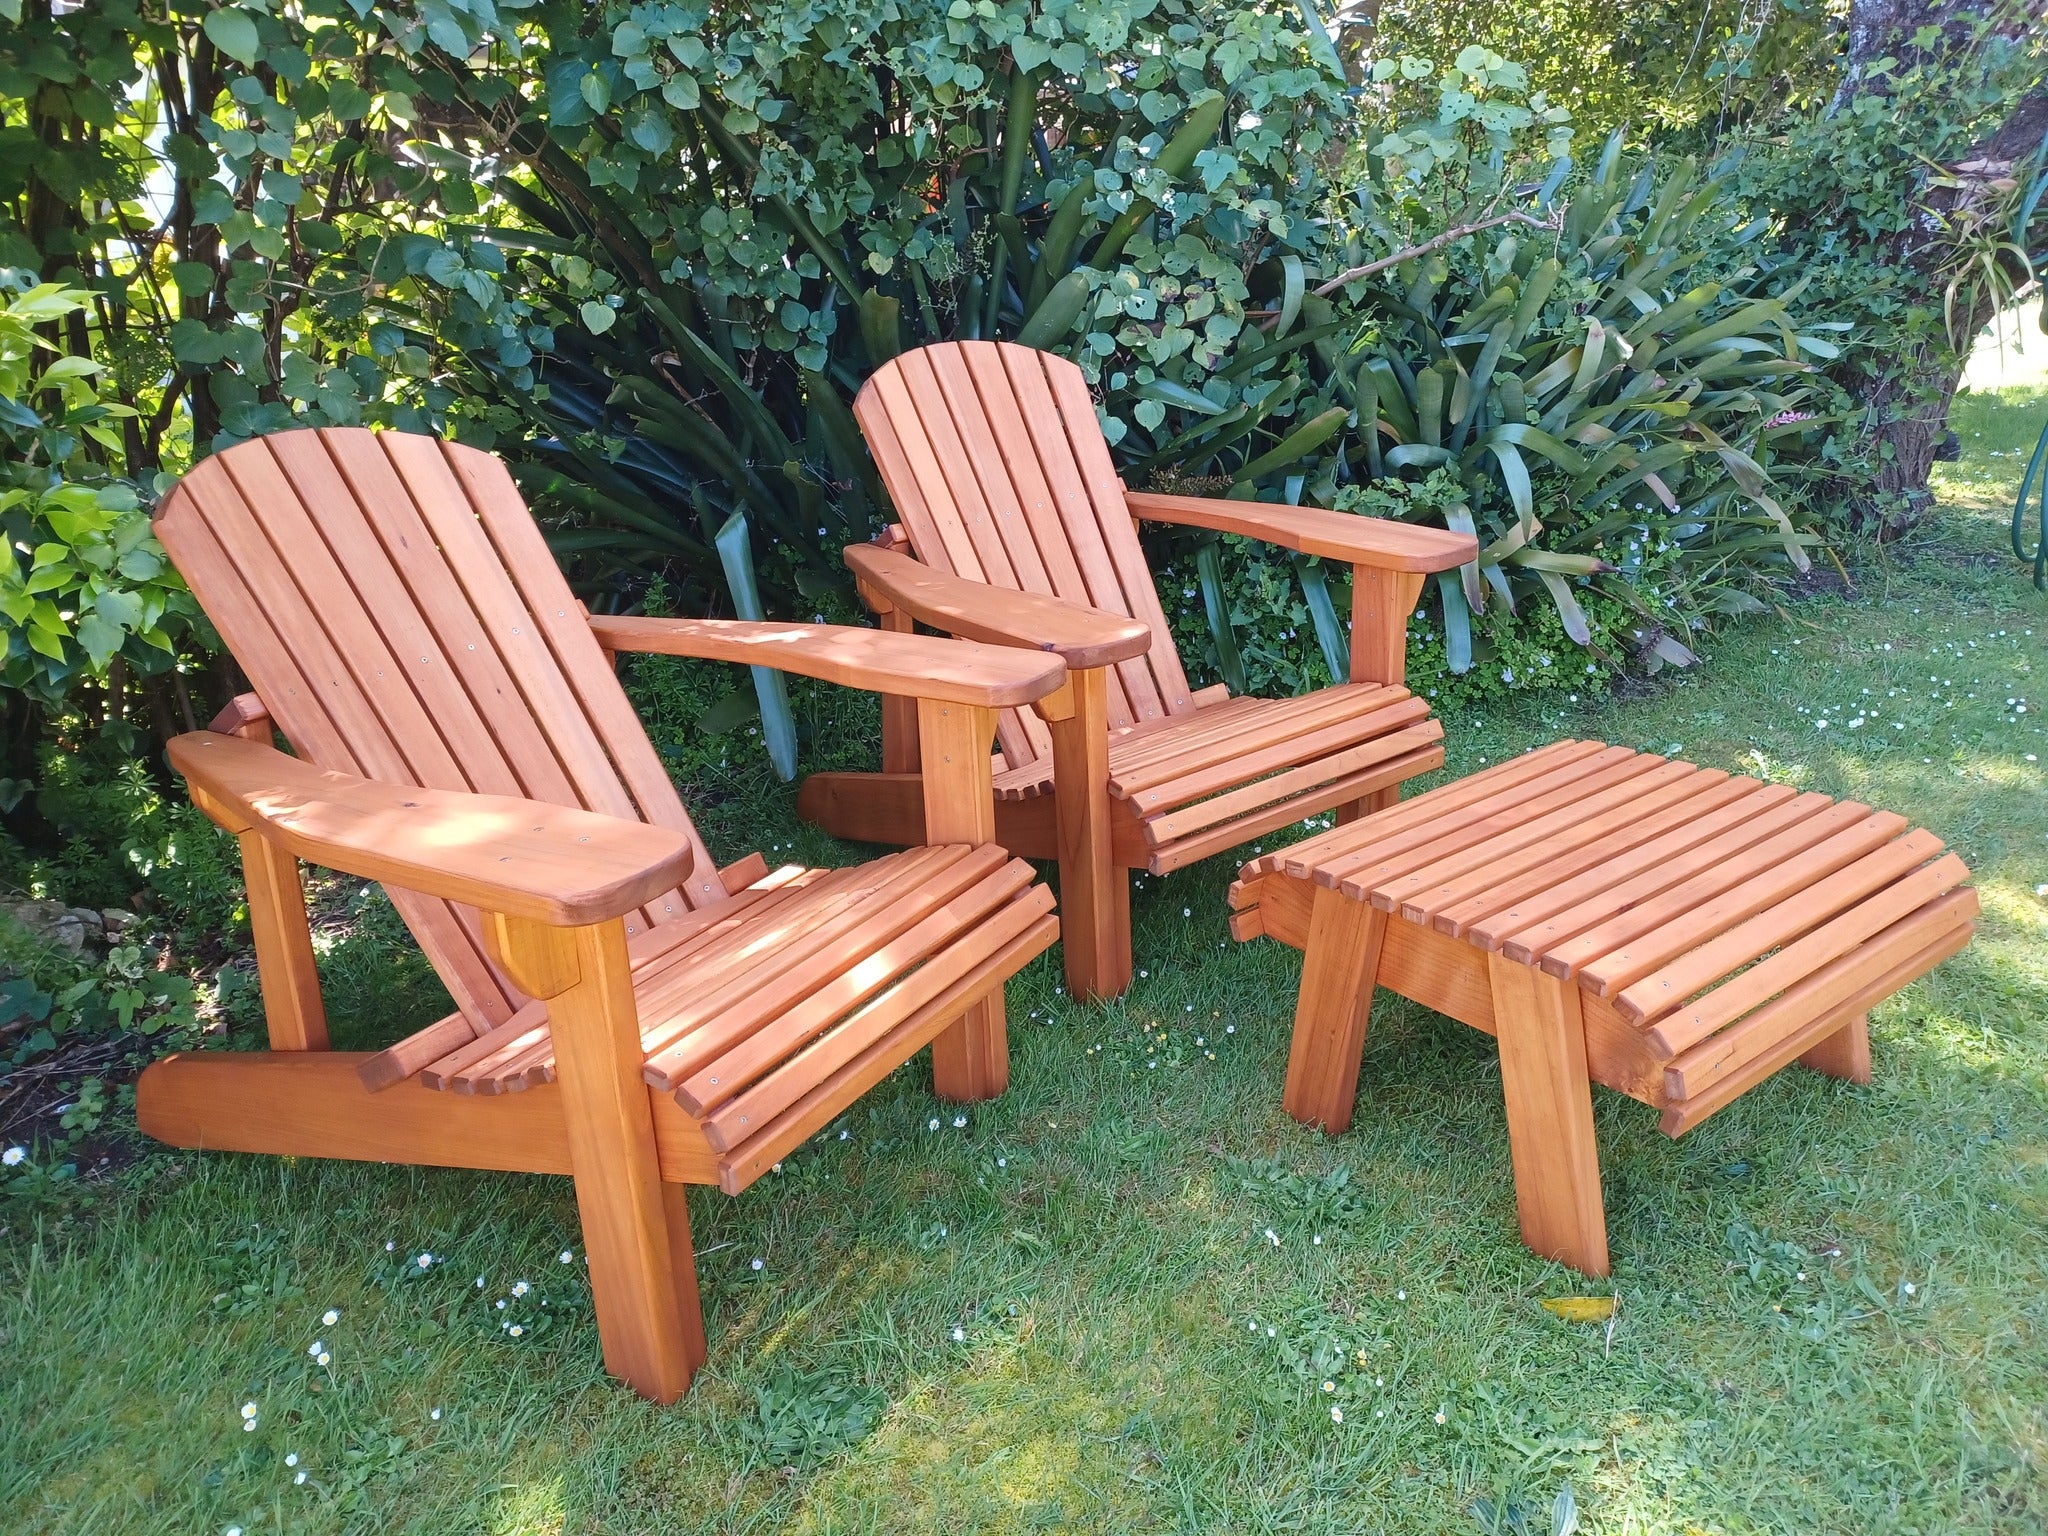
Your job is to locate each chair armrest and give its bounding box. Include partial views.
[586,616,1066,708]
[167,732,694,927]
[1125,490,1476,572]
[844,544,1152,670]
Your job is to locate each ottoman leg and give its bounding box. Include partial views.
[1799,1012,1873,1084]
[1283,887,1387,1133]
[1486,953,1610,1277]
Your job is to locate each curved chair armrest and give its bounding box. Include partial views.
[587,616,1066,708]
[844,544,1152,670]
[167,732,694,927]
[1126,490,1476,572]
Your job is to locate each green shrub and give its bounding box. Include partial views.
[0,282,193,709]
[421,0,1358,621]
[1336,140,1828,674]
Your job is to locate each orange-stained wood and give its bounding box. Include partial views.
[498,915,699,1403]
[1800,1014,1873,1084]
[1047,665,1128,999]
[814,341,1462,999]
[136,1049,715,1185]
[1488,952,1611,1277]
[172,731,696,928]
[588,615,1067,709]
[238,830,328,1051]
[1125,492,1475,572]
[1351,568,1428,687]
[141,428,1059,1404]
[211,692,273,740]
[1231,746,1972,1276]
[846,542,1152,671]
[1282,888,1386,1133]
[917,695,1010,1100]
[877,602,922,774]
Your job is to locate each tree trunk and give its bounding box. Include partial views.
[1831,0,2047,532]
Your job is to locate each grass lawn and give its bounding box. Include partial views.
[4,376,2046,1536]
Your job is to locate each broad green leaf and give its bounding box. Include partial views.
[1233,406,1347,483]
[202,8,261,67]
[1194,541,1247,695]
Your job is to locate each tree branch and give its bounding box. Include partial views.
[1309,209,1562,299]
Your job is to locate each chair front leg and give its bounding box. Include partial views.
[1347,567,1427,688]
[239,829,329,1051]
[876,603,923,774]
[1338,565,1430,821]
[1043,666,1132,1001]
[915,697,1010,1100]
[485,912,703,1401]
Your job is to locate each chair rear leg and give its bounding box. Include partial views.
[1282,888,1387,1133]
[1486,952,1610,1277]
[488,913,701,1402]
[1799,1011,1874,1084]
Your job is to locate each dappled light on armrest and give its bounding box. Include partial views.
[167,732,693,926]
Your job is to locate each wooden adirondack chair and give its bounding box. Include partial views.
[797,340,1477,1000]
[133,428,1067,1402]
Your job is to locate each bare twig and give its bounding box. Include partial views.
[1308,208,1562,299]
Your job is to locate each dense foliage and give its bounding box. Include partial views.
[0,282,193,711]
[1,1,1867,724]
[1709,13,2047,528]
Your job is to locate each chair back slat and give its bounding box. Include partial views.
[856,342,1197,771]
[155,428,724,1035]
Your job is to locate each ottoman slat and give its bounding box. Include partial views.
[1230,743,1975,1275]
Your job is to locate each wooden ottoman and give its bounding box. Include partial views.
[1227,740,1977,1275]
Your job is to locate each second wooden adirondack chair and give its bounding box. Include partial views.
[798,341,1477,999]
[133,428,1066,1402]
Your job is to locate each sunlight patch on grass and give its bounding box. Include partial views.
[485,1477,568,1536]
